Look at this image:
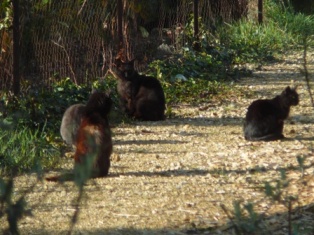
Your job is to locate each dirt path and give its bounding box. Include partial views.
[2,52,314,234]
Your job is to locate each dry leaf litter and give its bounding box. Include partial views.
[1,52,314,235]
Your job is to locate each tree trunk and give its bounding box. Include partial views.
[258,0,263,24]
[12,0,20,95]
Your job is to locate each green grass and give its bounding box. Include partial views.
[0,125,60,175]
[215,0,314,63]
[218,19,291,63]
[265,0,314,40]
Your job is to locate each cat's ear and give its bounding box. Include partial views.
[284,86,292,93]
[282,86,290,95]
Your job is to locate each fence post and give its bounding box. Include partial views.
[258,0,263,24]
[12,0,20,95]
[193,0,200,51]
[117,0,123,53]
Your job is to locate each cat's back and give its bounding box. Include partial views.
[61,104,85,123]
[60,103,86,146]
[78,115,110,146]
[246,98,278,120]
[75,92,112,176]
[76,91,112,144]
[138,74,163,88]
[248,98,275,110]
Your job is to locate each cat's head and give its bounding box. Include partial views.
[85,91,112,118]
[114,59,136,81]
[282,86,299,106]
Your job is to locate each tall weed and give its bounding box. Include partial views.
[218,19,290,63]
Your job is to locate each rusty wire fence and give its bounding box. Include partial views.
[0,0,248,90]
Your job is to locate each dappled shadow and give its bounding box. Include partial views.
[114,139,189,146]
[187,202,314,234]
[46,161,314,181]
[110,109,311,133]
[109,169,209,178]
[44,169,210,182]
[14,228,182,235]
[284,136,314,141]
[223,161,314,176]
[17,62,314,235]
[112,116,244,128]
[108,160,314,179]
[15,202,314,234]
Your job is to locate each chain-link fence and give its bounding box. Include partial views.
[0,0,248,90]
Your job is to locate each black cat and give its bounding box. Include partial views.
[114,59,166,121]
[243,86,299,141]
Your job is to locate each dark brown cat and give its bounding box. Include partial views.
[114,59,166,121]
[75,91,112,177]
[243,86,299,141]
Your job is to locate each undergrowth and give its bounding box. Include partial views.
[0,125,59,175]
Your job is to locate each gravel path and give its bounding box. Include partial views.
[1,52,314,235]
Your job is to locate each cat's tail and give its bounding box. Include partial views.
[245,133,284,141]
[45,175,60,182]
[45,173,75,182]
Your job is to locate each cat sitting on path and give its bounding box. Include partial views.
[113,59,166,121]
[243,86,299,141]
[73,91,112,178]
[46,91,112,181]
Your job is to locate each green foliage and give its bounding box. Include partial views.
[148,48,235,104]
[217,20,290,63]
[0,76,121,175]
[296,155,306,177]
[0,77,119,133]
[0,0,12,30]
[0,126,59,175]
[262,167,310,234]
[180,14,212,49]
[1,78,88,132]
[142,11,238,106]
[213,0,314,63]
[232,201,263,234]
[264,170,291,202]
[265,0,314,45]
